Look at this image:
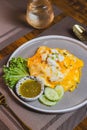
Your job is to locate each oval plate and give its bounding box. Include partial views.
[7,35,87,113]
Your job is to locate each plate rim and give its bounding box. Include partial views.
[9,35,87,59]
[7,35,87,113]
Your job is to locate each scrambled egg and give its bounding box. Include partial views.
[27,46,84,91]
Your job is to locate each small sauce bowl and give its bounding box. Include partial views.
[15,76,44,102]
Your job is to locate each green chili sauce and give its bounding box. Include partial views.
[19,80,41,98]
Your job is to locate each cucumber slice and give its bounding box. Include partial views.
[39,95,57,106]
[45,87,59,101]
[55,85,64,99]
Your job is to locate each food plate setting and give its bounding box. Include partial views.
[3,35,87,113]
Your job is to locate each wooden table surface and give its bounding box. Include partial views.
[0,0,87,130]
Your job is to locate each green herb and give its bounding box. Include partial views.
[3,57,29,89]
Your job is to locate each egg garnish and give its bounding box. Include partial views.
[27,46,84,91]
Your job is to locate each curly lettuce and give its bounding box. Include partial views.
[3,57,29,89]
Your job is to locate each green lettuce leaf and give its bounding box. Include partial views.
[3,57,29,89]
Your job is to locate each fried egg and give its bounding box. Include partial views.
[27,46,84,91]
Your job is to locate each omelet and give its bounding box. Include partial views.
[27,46,84,91]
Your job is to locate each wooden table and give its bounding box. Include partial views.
[0,0,87,130]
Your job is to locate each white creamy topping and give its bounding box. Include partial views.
[51,49,64,62]
[47,57,57,66]
[46,66,64,82]
[50,70,64,82]
[49,54,57,60]
[58,54,64,62]
[41,48,65,82]
[51,49,59,54]
[51,66,57,72]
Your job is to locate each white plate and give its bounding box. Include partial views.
[7,35,87,113]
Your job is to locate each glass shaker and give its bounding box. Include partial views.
[26,0,54,29]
